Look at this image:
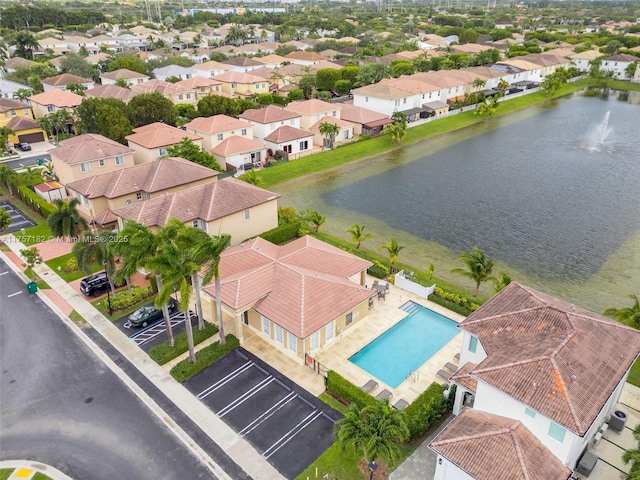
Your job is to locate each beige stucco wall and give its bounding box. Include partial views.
[186,125,254,151]
[205,199,278,246]
[53,152,134,186]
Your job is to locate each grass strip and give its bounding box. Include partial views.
[170,334,239,382]
[45,253,102,282]
[149,321,219,365]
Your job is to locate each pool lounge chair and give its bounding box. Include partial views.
[361,379,378,393]
[437,369,452,381]
[376,389,392,400]
[444,362,459,373]
[393,399,409,410]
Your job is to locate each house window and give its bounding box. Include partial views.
[365,96,368,102]
[186,93,191,99]
[548,422,566,443]
[98,159,105,167]
[275,325,283,344]
[394,99,400,107]
[241,128,247,136]
[343,130,349,140]
[23,109,30,116]
[79,162,91,173]
[11,110,17,116]
[283,144,292,154]
[158,147,167,156]
[288,332,297,353]
[346,312,353,326]
[299,140,308,151]
[525,408,536,418]
[243,209,250,221]
[115,155,125,165]
[313,114,319,121]
[262,316,270,335]
[289,119,295,126]
[332,110,337,117]
[270,123,276,131]
[242,311,249,325]
[403,98,407,104]
[231,82,237,88]
[468,335,478,354]
[47,105,55,113]
[136,192,143,201]
[192,219,200,228]
[326,320,335,341]
[310,331,319,349]
[217,133,224,141]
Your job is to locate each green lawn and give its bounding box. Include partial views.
[20,222,53,246]
[69,309,86,324]
[149,321,219,365]
[32,473,54,480]
[319,392,350,415]
[295,441,362,480]
[45,253,103,282]
[0,469,11,480]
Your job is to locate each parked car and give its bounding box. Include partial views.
[79,272,125,297]
[128,298,178,327]
[15,143,31,151]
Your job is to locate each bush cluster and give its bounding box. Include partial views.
[259,220,301,245]
[367,264,388,279]
[109,286,153,311]
[170,334,239,382]
[428,286,478,316]
[325,371,377,409]
[64,257,78,273]
[17,185,57,217]
[149,321,219,365]
[404,382,448,440]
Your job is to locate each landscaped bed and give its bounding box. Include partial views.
[170,334,240,382]
[149,321,219,365]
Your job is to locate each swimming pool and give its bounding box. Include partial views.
[348,301,460,388]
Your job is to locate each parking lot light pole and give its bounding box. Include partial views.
[104,265,113,316]
[368,461,377,480]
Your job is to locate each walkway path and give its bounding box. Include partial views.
[1,234,284,480]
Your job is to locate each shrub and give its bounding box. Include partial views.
[170,334,239,382]
[149,274,158,293]
[149,321,219,365]
[260,220,301,245]
[17,185,58,218]
[428,286,478,316]
[110,286,153,311]
[404,382,447,440]
[64,256,78,273]
[367,264,388,279]
[326,370,377,409]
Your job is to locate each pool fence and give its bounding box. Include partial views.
[394,270,436,299]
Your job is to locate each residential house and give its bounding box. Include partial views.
[222,56,265,73]
[0,98,47,144]
[84,84,136,102]
[211,136,268,173]
[0,78,29,100]
[49,133,135,186]
[200,235,373,361]
[211,71,271,98]
[28,90,83,119]
[254,54,287,69]
[239,105,302,142]
[3,57,34,74]
[125,122,203,164]
[339,104,393,137]
[152,65,195,81]
[176,77,224,100]
[430,283,640,478]
[35,37,71,56]
[352,83,416,117]
[263,125,315,160]
[41,73,95,92]
[180,48,211,64]
[601,53,638,79]
[113,177,280,246]
[100,69,149,86]
[34,181,67,203]
[192,60,232,79]
[284,51,329,66]
[184,114,253,150]
[114,34,147,51]
[129,79,197,105]
[65,157,219,228]
[568,50,603,73]
[284,99,342,129]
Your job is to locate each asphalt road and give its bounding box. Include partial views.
[0,259,215,480]
[2,153,52,170]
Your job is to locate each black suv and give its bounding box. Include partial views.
[79,272,124,297]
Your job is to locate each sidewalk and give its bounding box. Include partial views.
[1,234,285,480]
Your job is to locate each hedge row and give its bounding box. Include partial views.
[110,286,153,311]
[259,220,301,245]
[428,286,479,317]
[149,321,219,365]
[170,334,239,382]
[367,264,388,279]
[17,185,57,217]
[326,370,377,409]
[404,382,448,440]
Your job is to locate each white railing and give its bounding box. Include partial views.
[394,270,436,299]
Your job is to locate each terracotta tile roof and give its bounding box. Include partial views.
[211,71,268,84]
[113,177,280,227]
[42,73,93,86]
[6,116,39,131]
[430,409,572,480]
[101,69,149,80]
[459,282,640,435]
[129,79,194,96]
[126,122,202,149]
[451,362,478,393]
[85,84,135,102]
[351,83,413,100]
[94,208,118,226]
[192,60,232,73]
[176,77,222,89]
[29,90,83,108]
[339,104,388,125]
[285,99,341,116]
[254,54,287,65]
[222,56,264,67]
[0,98,30,113]
[5,57,34,69]
[239,105,300,124]
[65,157,218,199]
[211,136,266,156]
[246,67,273,80]
[185,115,251,134]
[285,51,329,62]
[202,236,373,337]
[380,77,441,94]
[310,116,354,132]
[309,61,344,72]
[264,125,313,143]
[48,133,134,165]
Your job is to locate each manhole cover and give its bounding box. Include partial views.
[84,397,94,404]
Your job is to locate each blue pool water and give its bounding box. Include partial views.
[349,302,460,388]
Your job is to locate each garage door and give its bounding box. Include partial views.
[18,132,45,143]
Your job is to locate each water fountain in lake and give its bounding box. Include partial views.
[585,111,613,152]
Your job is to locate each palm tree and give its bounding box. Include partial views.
[603,294,640,328]
[472,77,486,92]
[346,224,372,249]
[13,88,34,101]
[194,233,231,345]
[72,231,119,297]
[0,164,19,195]
[491,271,512,294]
[238,170,266,187]
[623,424,640,480]
[379,238,404,273]
[319,122,340,149]
[111,221,176,346]
[383,121,406,144]
[497,78,509,93]
[0,126,14,153]
[12,31,41,60]
[335,400,409,465]
[305,210,326,232]
[225,24,248,46]
[47,198,88,238]
[38,116,55,142]
[20,166,43,187]
[451,247,495,296]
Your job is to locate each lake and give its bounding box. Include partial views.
[274,91,640,313]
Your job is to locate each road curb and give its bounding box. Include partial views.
[0,460,75,480]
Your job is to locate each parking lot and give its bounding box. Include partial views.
[0,200,37,234]
[113,309,196,352]
[185,348,341,479]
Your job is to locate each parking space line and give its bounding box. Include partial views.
[263,410,324,459]
[129,314,187,347]
[239,392,297,436]
[0,272,8,276]
[8,291,23,297]
[197,361,253,399]
[218,377,275,418]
